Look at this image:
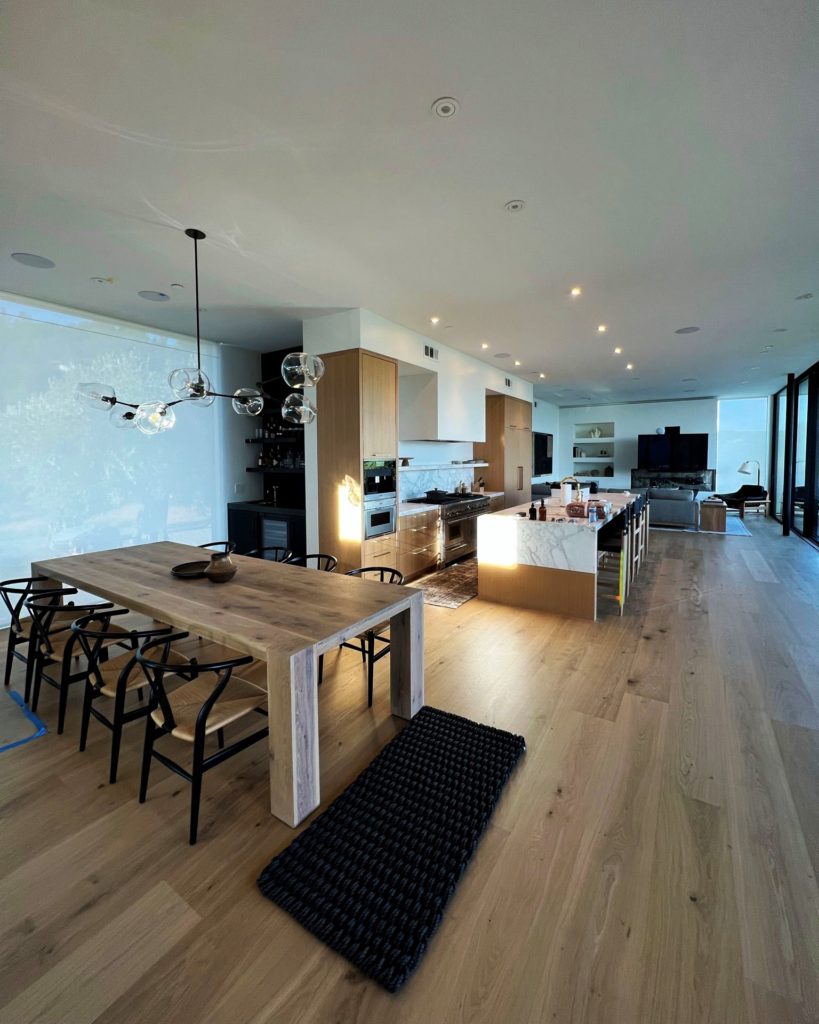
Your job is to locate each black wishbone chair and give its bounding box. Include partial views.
[243,546,293,562]
[1,576,65,695]
[340,567,405,707]
[26,590,135,731]
[199,541,236,554]
[72,611,195,784]
[284,553,338,572]
[137,633,269,845]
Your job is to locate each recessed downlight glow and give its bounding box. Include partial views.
[569,286,582,297]
[597,324,607,333]
[514,360,521,366]
[481,343,489,349]
[539,373,546,379]
[430,317,440,325]
[614,347,622,355]
[626,363,634,370]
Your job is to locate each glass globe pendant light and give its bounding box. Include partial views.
[75,225,327,433]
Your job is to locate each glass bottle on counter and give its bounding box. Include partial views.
[528,501,537,520]
[538,497,548,521]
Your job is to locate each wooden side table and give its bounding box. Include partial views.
[701,499,727,533]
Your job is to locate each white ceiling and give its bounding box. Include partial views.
[2,0,818,405]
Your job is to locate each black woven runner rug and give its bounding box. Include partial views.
[257,705,526,992]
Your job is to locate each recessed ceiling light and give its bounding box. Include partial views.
[514,360,522,367]
[762,344,774,351]
[494,353,510,359]
[138,290,170,302]
[569,286,582,297]
[614,347,622,355]
[504,200,526,213]
[170,282,184,289]
[626,363,634,370]
[430,317,440,325]
[795,292,813,300]
[772,328,788,333]
[11,252,55,269]
[674,326,701,334]
[90,276,114,285]
[431,97,459,118]
[750,365,759,370]
[681,377,697,382]
[539,373,546,379]
[481,342,489,349]
[597,324,607,333]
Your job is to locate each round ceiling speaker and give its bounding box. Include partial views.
[431,97,459,118]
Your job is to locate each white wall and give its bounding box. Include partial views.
[558,398,719,489]
[0,291,259,622]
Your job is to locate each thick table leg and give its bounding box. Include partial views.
[266,645,320,827]
[389,591,424,720]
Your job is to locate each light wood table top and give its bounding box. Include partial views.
[31,541,425,826]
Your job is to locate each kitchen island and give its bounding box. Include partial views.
[477,495,636,620]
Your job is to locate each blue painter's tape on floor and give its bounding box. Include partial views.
[0,690,47,753]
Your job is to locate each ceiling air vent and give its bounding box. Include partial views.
[505,377,512,388]
[424,344,439,360]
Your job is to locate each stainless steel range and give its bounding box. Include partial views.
[407,492,490,566]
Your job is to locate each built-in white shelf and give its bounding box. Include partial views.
[573,457,614,462]
[398,461,489,472]
[572,436,614,444]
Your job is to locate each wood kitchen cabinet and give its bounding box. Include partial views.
[396,509,439,580]
[361,352,397,458]
[474,395,533,508]
[317,349,399,572]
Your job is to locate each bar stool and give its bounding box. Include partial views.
[72,611,195,784]
[137,633,269,845]
[341,567,405,706]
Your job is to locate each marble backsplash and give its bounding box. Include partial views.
[399,466,485,499]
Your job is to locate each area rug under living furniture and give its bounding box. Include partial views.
[257,705,526,992]
[407,557,477,608]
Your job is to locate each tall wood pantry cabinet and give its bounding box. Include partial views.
[474,395,533,508]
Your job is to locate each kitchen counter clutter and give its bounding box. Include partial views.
[477,494,638,620]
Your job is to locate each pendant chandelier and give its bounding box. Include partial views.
[76,227,324,434]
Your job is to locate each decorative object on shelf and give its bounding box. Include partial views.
[590,427,602,438]
[203,550,237,584]
[76,228,322,434]
[738,459,761,487]
[400,457,413,467]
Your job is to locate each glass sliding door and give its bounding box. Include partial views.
[773,388,787,520]
[793,378,808,534]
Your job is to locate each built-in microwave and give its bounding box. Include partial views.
[364,497,397,539]
[363,460,397,500]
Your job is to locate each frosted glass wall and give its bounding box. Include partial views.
[0,293,246,623]
[716,397,771,494]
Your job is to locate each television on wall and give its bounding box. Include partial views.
[533,431,553,475]
[638,432,708,471]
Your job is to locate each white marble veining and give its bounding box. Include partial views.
[478,498,633,575]
[398,466,488,500]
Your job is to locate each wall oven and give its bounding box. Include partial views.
[364,497,397,539]
[363,460,397,500]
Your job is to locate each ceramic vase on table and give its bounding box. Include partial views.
[204,551,237,583]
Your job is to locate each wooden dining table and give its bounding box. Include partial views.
[31,541,424,827]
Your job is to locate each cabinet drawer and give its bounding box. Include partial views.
[399,509,439,531]
[397,543,438,581]
[361,535,399,568]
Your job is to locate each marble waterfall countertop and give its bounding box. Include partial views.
[477,497,633,574]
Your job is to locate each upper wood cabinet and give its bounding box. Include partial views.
[474,395,533,508]
[361,352,397,458]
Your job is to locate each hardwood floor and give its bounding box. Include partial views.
[1,519,817,1023]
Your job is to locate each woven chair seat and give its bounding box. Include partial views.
[151,674,266,742]
[41,622,133,662]
[95,647,190,698]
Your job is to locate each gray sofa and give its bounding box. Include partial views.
[646,487,700,528]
